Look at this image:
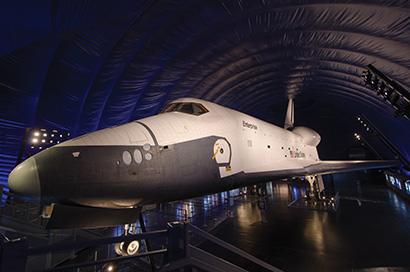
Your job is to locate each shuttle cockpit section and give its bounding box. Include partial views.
[160,102,209,116]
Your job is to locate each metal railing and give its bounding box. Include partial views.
[1,221,282,272]
[0,185,47,229]
[287,183,339,212]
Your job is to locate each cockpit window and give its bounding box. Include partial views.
[160,103,180,113]
[161,103,178,113]
[160,103,209,116]
[192,103,208,115]
[179,103,194,114]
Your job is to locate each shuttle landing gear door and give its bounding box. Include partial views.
[212,138,232,178]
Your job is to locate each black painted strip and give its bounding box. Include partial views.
[135,121,158,146]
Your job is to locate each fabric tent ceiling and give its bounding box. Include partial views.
[1,0,409,186]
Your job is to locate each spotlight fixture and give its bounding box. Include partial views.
[16,127,71,166]
[362,64,410,119]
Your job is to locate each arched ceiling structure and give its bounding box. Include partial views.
[1,0,409,185]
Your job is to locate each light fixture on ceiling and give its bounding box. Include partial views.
[362,64,410,119]
[16,127,71,166]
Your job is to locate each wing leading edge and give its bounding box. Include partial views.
[244,160,401,178]
[303,160,401,176]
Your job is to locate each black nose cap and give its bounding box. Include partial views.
[8,157,41,202]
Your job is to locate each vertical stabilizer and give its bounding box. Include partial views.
[284,98,294,130]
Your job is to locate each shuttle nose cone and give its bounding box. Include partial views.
[8,157,41,202]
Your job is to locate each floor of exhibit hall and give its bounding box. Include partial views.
[53,176,410,272]
[196,181,410,272]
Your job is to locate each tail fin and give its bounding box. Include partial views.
[284,98,294,130]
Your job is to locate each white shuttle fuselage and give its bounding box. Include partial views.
[8,98,399,228]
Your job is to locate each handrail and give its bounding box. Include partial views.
[39,249,168,272]
[20,229,168,256]
[2,194,284,272]
[0,185,46,228]
[187,223,282,272]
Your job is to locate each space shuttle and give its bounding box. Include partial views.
[8,98,400,229]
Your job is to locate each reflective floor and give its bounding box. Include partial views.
[57,179,410,271]
[197,182,410,271]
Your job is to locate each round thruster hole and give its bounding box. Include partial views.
[122,151,132,165]
[134,149,143,164]
[143,144,151,151]
[145,153,152,161]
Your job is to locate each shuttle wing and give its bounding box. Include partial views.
[303,160,401,175]
[244,159,401,178]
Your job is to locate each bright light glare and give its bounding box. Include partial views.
[34,132,40,137]
[32,138,38,143]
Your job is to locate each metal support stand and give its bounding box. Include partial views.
[227,190,234,217]
[257,186,267,223]
[306,175,325,200]
[306,175,316,198]
[139,213,156,272]
[164,222,188,266]
[257,198,267,223]
[288,175,339,212]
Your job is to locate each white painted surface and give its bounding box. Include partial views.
[59,98,321,178]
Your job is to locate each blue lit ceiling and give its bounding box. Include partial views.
[1,0,410,185]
